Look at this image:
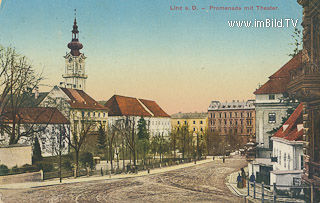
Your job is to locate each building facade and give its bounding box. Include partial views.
[41,86,109,133]
[105,95,171,138]
[0,107,70,157]
[270,103,304,187]
[171,112,208,136]
[208,100,255,146]
[254,54,301,157]
[287,0,320,201]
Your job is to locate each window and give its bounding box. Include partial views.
[193,121,195,124]
[177,121,180,124]
[93,112,96,117]
[193,128,196,132]
[288,154,290,170]
[103,112,106,117]
[213,113,215,118]
[82,111,85,117]
[235,112,237,117]
[88,112,91,117]
[224,113,227,118]
[224,120,227,125]
[301,155,304,170]
[279,151,281,165]
[269,113,276,123]
[269,94,275,100]
[284,153,287,167]
[230,120,232,125]
[210,113,212,118]
[229,112,232,118]
[235,120,238,125]
[98,112,100,117]
[219,113,222,118]
[200,121,203,124]
[200,127,203,132]
[184,121,187,125]
[241,112,243,117]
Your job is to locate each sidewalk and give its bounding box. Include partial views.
[0,158,215,189]
[226,169,306,203]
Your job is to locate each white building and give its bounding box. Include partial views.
[0,107,70,157]
[270,103,304,187]
[40,86,109,133]
[104,95,171,138]
[254,53,301,157]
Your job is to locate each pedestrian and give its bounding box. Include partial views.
[241,168,247,188]
[249,173,255,185]
[237,173,242,188]
[126,163,130,174]
[222,156,225,163]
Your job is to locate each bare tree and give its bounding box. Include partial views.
[66,113,95,177]
[0,46,44,145]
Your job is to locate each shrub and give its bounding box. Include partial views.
[80,151,94,170]
[62,160,73,171]
[42,163,54,172]
[0,164,9,175]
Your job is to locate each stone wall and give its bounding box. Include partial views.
[0,145,32,168]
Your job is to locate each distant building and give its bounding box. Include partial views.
[40,86,109,133]
[254,53,301,157]
[0,107,70,157]
[171,112,208,136]
[104,95,171,137]
[208,100,255,146]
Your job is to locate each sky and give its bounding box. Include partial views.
[0,0,303,114]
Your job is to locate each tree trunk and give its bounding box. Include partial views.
[75,149,79,177]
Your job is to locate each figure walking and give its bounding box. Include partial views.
[237,173,243,188]
[241,168,247,188]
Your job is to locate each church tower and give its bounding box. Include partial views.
[62,17,87,91]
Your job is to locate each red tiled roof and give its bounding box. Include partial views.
[139,99,170,117]
[273,103,303,141]
[1,107,70,124]
[60,88,108,110]
[104,95,170,117]
[254,53,303,95]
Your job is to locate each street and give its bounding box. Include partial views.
[0,156,247,203]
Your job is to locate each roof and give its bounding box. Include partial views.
[208,100,255,110]
[273,102,303,141]
[104,95,170,117]
[171,112,207,119]
[60,88,108,110]
[1,107,70,124]
[254,52,303,95]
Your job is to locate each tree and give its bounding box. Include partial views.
[97,124,107,158]
[32,136,42,164]
[288,27,303,57]
[66,113,95,177]
[0,46,44,145]
[137,117,149,165]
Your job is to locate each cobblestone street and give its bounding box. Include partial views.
[0,156,247,203]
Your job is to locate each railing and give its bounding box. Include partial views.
[246,181,312,203]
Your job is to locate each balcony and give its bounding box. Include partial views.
[62,73,88,79]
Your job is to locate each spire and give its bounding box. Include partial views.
[67,10,83,56]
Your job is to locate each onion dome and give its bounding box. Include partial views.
[67,18,83,56]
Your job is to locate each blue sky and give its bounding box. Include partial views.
[0,0,303,113]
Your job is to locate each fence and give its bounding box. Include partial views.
[246,181,313,203]
[43,169,95,180]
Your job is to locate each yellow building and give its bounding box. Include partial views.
[171,112,208,135]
